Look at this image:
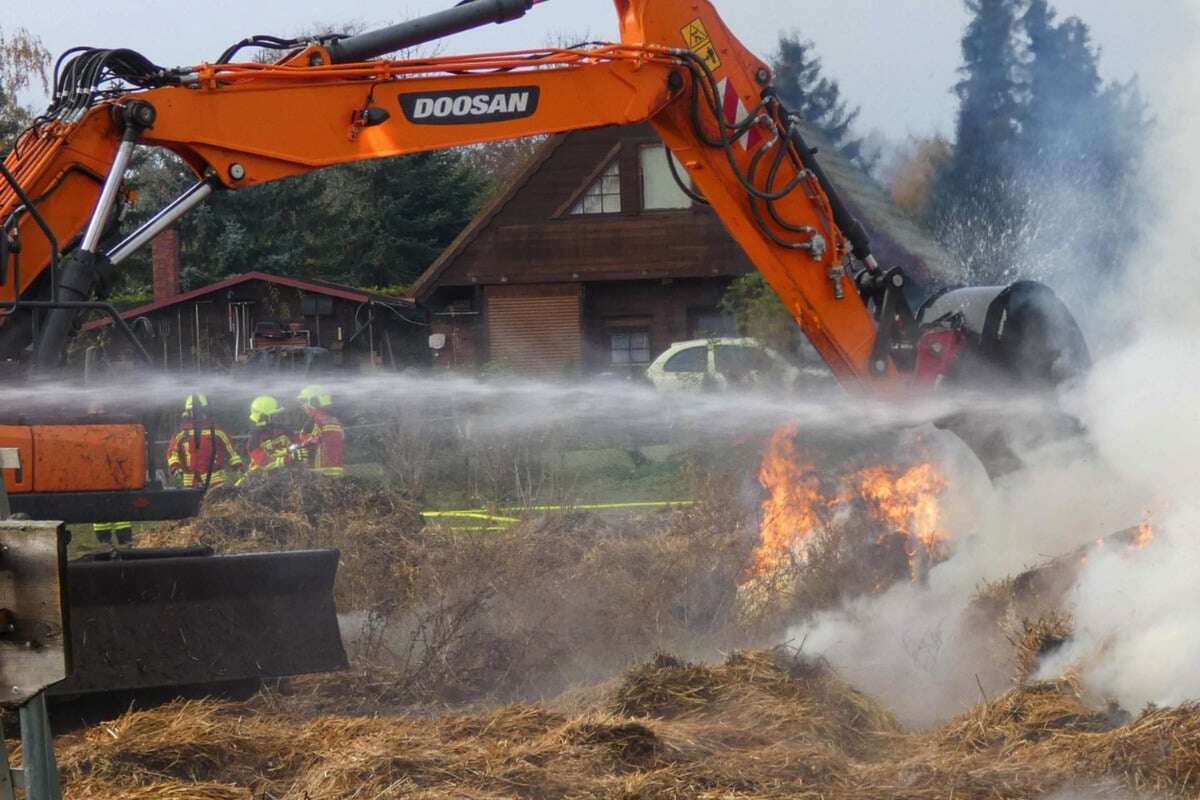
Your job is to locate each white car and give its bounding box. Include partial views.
[644,337,830,393]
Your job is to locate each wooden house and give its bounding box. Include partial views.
[415,122,956,376]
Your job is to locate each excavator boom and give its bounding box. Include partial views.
[2,0,887,384]
[0,0,1090,698]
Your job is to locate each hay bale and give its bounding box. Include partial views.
[1009,611,1075,683]
[612,650,900,761]
[612,654,721,720]
[561,718,662,767]
[57,700,296,790]
[933,677,1121,755]
[1036,702,1200,797]
[54,654,1200,800]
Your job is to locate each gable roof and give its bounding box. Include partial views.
[82,271,415,332]
[792,122,959,284]
[414,122,960,302]
[412,136,567,302]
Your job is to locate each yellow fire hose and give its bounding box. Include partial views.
[421,500,695,531]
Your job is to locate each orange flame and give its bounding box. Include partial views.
[857,463,948,551]
[1132,521,1154,550]
[749,425,951,582]
[856,463,949,579]
[750,424,821,573]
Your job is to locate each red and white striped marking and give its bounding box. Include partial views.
[717,78,763,151]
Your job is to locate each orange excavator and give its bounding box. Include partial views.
[0,0,1089,693]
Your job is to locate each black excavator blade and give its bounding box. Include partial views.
[50,547,347,695]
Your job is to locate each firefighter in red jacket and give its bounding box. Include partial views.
[246,395,298,475]
[296,385,346,477]
[166,393,245,489]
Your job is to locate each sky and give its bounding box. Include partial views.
[5,0,1179,141]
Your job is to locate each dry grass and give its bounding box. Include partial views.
[56,645,1200,800]
[138,470,425,612]
[71,464,1200,799]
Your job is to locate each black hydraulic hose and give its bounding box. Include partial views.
[203,416,217,492]
[664,146,709,206]
[782,119,874,264]
[326,0,534,64]
[29,249,111,368]
[0,160,61,303]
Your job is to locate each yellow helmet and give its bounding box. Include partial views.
[183,393,209,417]
[297,385,333,408]
[249,395,283,426]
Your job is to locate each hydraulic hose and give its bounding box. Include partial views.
[326,0,534,64]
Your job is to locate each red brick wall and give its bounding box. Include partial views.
[151,229,181,302]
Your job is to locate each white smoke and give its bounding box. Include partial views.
[791,1,1200,726]
[791,429,1149,727]
[1033,0,1200,711]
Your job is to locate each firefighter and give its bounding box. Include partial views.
[166,393,244,489]
[93,521,133,547]
[246,395,298,474]
[88,394,134,546]
[295,385,346,477]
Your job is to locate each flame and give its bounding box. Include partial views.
[1132,521,1154,549]
[749,425,951,582]
[856,463,949,559]
[750,424,821,573]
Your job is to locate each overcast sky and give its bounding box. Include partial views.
[6,1,1182,140]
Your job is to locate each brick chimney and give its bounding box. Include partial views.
[151,228,180,302]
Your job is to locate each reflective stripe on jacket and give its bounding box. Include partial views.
[248,426,297,472]
[167,422,244,489]
[299,408,345,477]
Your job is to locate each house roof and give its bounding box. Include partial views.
[82,271,415,332]
[413,122,960,302]
[411,135,567,302]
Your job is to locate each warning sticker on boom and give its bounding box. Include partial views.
[681,18,721,71]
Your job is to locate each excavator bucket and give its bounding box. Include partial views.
[920,281,1094,479]
[50,547,347,695]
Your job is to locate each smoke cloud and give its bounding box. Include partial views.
[1033,0,1200,711]
[787,1,1200,727]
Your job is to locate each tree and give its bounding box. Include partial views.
[1014,1,1148,294]
[111,148,486,299]
[771,34,874,170]
[306,152,487,288]
[883,136,953,219]
[926,0,1148,290]
[0,26,49,154]
[459,137,546,199]
[0,87,30,153]
[928,0,1027,283]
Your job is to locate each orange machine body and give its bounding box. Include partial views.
[0,423,145,494]
[2,0,888,388]
[2,0,908,513]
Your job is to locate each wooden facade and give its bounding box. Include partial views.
[416,124,751,376]
[416,120,956,377]
[81,272,428,372]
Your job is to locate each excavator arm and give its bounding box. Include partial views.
[2,0,887,386]
[2,0,1091,488]
[0,0,1093,703]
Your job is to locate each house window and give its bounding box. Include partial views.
[611,331,651,366]
[640,144,691,210]
[570,160,622,215]
[688,308,738,338]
